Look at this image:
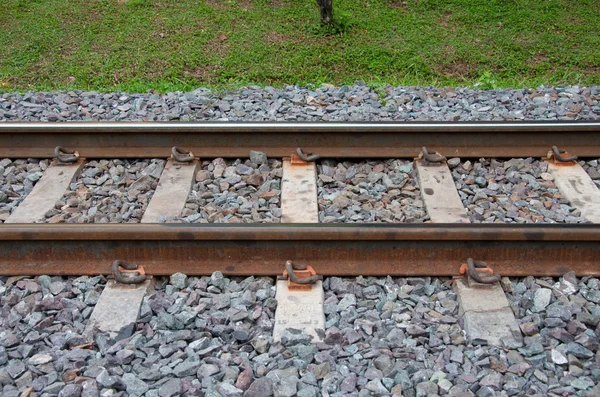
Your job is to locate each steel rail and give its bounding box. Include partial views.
[1,121,600,158]
[1,224,598,277]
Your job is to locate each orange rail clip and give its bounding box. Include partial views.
[459,263,494,275]
[283,265,317,291]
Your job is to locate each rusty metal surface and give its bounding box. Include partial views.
[1,121,600,158]
[2,223,600,240]
[0,224,598,276]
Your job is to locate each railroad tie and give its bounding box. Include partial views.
[415,157,469,223]
[415,155,523,347]
[84,278,153,342]
[547,161,600,223]
[280,155,319,223]
[141,157,199,223]
[5,159,85,223]
[273,154,324,343]
[82,152,199,343]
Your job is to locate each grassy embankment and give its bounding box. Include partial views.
[1,0,599,93]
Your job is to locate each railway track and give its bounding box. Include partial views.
[1,121,600,397]
[0,121,599,277]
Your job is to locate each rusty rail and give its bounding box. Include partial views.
[0,224,598,277]
[1,121,600,158]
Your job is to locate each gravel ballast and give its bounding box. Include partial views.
[0,275,108,397]
[172,156,282,224]
[42,159,163,223]
[2,273,598,396]
[1,84,600,396]
[451,157,590,223]
[317,159,427,223]
[0,85,598,122]
[0,158,49,223]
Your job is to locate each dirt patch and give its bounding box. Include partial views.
[264,31,290,43]
[585,65,600,74]
[205,0,254,10]
[528,54,548,68]
[206,36,231,58]
[435,61,474,78]
[387,0,407,9]
[439,11,455,31]
[184,65,220,84]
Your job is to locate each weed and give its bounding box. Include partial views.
[474,71,499,90]
[126,0,153,8]
[307,10,353,36]
[369,83,390,106]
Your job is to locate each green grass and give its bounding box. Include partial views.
[1,0,599,93]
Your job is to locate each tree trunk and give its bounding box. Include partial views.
[315,0,333,25]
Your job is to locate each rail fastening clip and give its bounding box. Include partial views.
[54,146,80,163]
[459,258,500,285]
[171,146,195,163]
[282,260,322,291]
[419,146,447,164]
[296,147,321,162]
[548,145,578,164]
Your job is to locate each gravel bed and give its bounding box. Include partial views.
[0,85,598,122]
[451,157,589,223]
[317,159,428,223]
[42,159,163,223]
[171,155,282,224]
[0,275,108,397]
[581,159,600,189]
[1,273,598,396]
[0,158,50,223]
[321,274,600,396]
[503,273,600,396]
[0,273,277,397]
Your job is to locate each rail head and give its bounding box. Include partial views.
[1,121,600,158]
[1,121,600,133]
[0,223,599,241]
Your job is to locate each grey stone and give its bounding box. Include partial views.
[567,342,594,358]
[7,360,25,379]
[96,369,124,390]
[550,349,568,365]
[532,288,552,311]
[170,272,188,289]
[365,379,389,394]
[173,360,201,377]
[198,363,220,378]
[0,331,19,347]
[415,381,438,396]
[571,376,594,390]
[296,386,317,397]
[59,384,83,397]
[123,373,149,397]
[215,382,244,397]
[244,377,273,397]
[250,151,268,165]
[159,378,182,397]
